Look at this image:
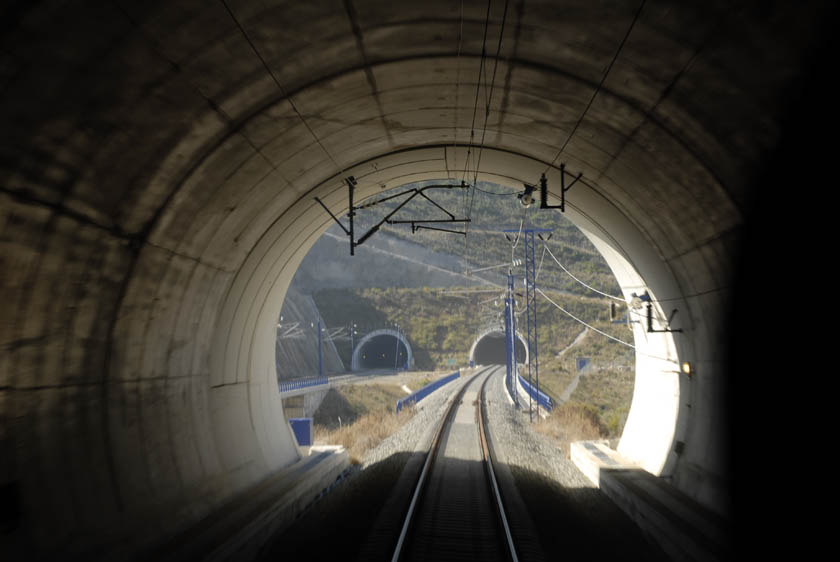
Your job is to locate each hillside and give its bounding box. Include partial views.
[344,179,621,297]
[311,286,635,436]
[283,178,636,436]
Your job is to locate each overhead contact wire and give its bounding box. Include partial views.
[461,0,492,188]
[221,0,349,181]
[543,244,625,302]
[472,0,510,188]
[536,289,676,363]
[461,0,492,271]
[543,0,646,175]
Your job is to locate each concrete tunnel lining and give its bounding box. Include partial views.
[2,0,825,553]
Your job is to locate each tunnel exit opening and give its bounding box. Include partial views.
[262,156,691,505]
[356,334,409,370]
[350,329,414,371]
[470,331,527,365]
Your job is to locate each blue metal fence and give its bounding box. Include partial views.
[278,376,329,394]
[518,373,554,411]
[395,370,460,413]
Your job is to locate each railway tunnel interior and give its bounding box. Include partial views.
[0,0,831,558]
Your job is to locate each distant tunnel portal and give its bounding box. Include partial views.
[356,334,409,370]
[471,332,527,365]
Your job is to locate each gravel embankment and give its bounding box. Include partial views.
[484,365,591,488]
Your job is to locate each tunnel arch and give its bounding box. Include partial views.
[222,145,690,485]
[350,329,414,371]
[469,328,528,365]
[2,1,825,554]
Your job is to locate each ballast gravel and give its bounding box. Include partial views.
[482,366,669,561]
[359,371,476,468]
[482,365,592,488]
[263,367,666,561]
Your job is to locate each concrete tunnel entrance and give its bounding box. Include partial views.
[351,329,414,371]
[470,330,527,365]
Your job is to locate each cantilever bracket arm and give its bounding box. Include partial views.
[411,223,468,235]
[646,304,683,333]
[313,176,358,254]
[540,163,582,212]
[314,179,470,255]
[312,197,350,235]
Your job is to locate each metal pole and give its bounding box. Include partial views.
[394,324,401,372]
[523,229,542,422]
[505,271,517,408]
[348,177,355,256]
[317,318,323,378]
[350,322,355,370]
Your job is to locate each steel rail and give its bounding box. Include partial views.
[391,366,517,562]
[478,369,519,562]
[389,368,486,561]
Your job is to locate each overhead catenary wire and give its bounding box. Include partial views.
[462,0,494,272]
[470,0,510,188]
[542,243,680,324]
[544,242,729,305]
[536,288,677,364]
[220,0,349,182]
[472,184,517,196]
[454,0,467,234]
[452,0,464,168]
[535,245,547,283]
[460,0,493,188]
[463,0,510,271]
[543,0,646,175]
[543,243,625,302]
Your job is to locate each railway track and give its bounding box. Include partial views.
[391,366,518,562]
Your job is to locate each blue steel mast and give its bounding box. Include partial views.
[504,271,518,408]
[523,230,538,422]
[504,227,551,421]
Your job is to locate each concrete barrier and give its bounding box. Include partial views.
[571,441,730,561]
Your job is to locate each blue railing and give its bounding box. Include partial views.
[278,376,329,394]
[518,373,554,411]
[396,370,460,413]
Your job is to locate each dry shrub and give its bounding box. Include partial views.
[533,401,607,457]
[314,404,416,464]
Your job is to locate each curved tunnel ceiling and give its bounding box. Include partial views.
[0,0,829,555]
